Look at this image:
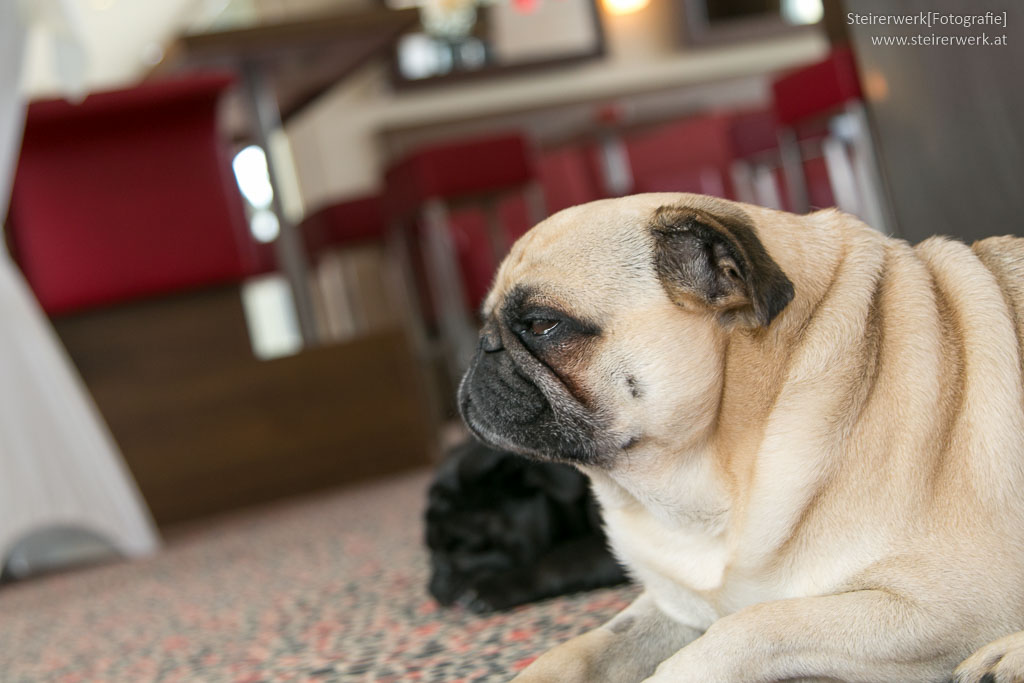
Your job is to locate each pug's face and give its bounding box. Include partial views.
[458,194,794,468]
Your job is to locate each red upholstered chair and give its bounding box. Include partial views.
[535,144,606,216]
[384,133,544,387]
[625,114,738,198]
[487,143,607,281]
[296,194,406,341]
[446,142,608,285]
[299,194,385,258]
[8,74,260,316]
[771,47,892,231]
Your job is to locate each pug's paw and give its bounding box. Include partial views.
[953,631,1024,683]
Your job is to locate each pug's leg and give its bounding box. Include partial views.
[643,590,956,683]
[513,592,703,683]
[952,631,1024,682]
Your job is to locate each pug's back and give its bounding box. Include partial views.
[973,235,1024,369]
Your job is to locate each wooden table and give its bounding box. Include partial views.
[156,8,420,344]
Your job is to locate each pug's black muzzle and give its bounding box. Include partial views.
[458,320,605,466]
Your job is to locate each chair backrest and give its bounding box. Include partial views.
[771,47,872,214]
[728,109,779,161]
[625,114,737,197]
[300,194,385,260]
[8,74,259,315]
[384,133,536,219]
[536,144,605,215]
[772,47,862,127]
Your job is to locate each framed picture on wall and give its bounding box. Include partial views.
[382,0,605,87]
[680,0,823,45]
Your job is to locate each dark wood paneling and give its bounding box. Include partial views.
[846,0,1024,243]
[52,286,434,526]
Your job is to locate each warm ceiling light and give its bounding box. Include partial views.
[602,0,649,16]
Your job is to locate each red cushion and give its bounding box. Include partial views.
[385,133,535,218]
[8,73,257,315]
[626,114,737,197]
[728,109,779,160]
[772,47,862,126]
[300,194,385,259]
[537,144,605,214]
[448,209,497,311]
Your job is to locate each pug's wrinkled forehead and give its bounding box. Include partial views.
[484,195,662,320]
[484,193,755,321]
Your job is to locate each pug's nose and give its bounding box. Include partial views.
[479,320,504,353]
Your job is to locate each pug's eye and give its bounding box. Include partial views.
[527,319,559,336]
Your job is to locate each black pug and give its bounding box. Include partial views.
[425,438,628,613]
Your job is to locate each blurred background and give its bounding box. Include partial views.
[1,0,1021,679]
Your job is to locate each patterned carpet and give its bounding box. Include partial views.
[0,468,638,682]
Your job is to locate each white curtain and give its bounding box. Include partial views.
[0,0,158,568]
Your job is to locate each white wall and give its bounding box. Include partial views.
[23,0,206,97]
[20,0,363,97]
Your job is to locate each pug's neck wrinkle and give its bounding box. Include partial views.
[730,219,890,567]
[585,437,732,537]
[710,210,852,492]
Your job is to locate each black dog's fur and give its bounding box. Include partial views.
[425,439,628,612]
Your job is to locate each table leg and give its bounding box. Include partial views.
[385,217,446,458]
[240,62,320,346]
[778,126,809,213]
[421,199,478,385]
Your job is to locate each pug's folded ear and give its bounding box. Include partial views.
[651,205,794,328]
